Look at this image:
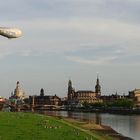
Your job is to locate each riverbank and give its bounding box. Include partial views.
[64,108,140,115]
[38,110,133,140]
[0,112,115,140]
[52,115,133,140]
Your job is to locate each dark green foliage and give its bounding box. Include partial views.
[90,102,106,108]
[107,99,134,108]
[82,99,134,109]
[82,101,90,108]
[82,102,105,108]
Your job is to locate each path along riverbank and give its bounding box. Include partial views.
[43,112,134,140]
[63,117,133,140]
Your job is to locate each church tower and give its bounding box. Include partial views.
[68,79,75,100]
[40,88,44,96]
[14,81,22,97]
[95,75,101,97]
[13,81,25,99]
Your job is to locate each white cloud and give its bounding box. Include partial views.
[127,0,140,3]
[0,0,140,97]
[1,17,140,59]
[66,56,117,65]
[25,18,140,54]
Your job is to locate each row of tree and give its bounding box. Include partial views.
[82,99,134,109]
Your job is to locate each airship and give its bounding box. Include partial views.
[0,27,22,39]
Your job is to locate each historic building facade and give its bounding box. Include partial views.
[8,81,27,111]
[67,76,102,105]
[129,89,140,108]
[29,88,61,106]
[10,81,26,100]
[75,90,98,103]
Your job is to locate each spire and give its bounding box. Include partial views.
[16,81,20,91]
[16,81,20,87]
[68,78,74,100]
[96,74,99,85]
[68,79,72,88]
[40,88,44,96]
[95,75,101,96]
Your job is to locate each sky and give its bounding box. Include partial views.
[0,0,140,98]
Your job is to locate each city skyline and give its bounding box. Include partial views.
[0,0,140,97]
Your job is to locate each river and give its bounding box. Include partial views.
[40,111,140,140]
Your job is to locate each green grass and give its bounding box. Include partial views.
[0,112,111,140]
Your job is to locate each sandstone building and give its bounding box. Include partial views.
[129,89,140,108]
[67,76,102,105]
[29,88,61,106]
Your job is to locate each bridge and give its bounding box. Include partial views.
[5,94,63,111]
[33,104,62,110]
[5,103,63,111]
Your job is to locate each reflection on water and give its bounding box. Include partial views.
[40,111,140,140]
[96,113,101,125]
[101,114,140,140]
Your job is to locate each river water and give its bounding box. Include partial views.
[40,111,140,140]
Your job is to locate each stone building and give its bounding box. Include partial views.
[100,93,127,104]
[8,81,27,111]
[129,89,140,108]
[67,76,102,105]
[9,81,26,100]
[29,88,61,106]
[75,90,97,103]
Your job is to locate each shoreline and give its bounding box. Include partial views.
[63,117,134,140]
[26,107,140,115]
[42,113,133,140]
[64,108,140,115]
[91,124,133,140]
[64,117,134,140]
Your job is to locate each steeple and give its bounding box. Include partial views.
[68,79,72,88]
[95,75,101,96]
[40,88,44,96]
[17,81,19,86]
[68,79,75,100]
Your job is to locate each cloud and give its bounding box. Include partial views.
[1,0,140,22]
[23,18,140,54]
[66,56,117,65]
[0,0,140,97]
[127,0,140,3]
[0,17,140,61]
[0,0,140,62]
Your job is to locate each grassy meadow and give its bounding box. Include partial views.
[0,112,112,140]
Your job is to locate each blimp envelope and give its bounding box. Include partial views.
[0,27,22,39]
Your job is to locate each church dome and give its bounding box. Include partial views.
[14,81,24,98]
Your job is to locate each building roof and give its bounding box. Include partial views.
[30,95,60,100]
[76,90,95,93]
